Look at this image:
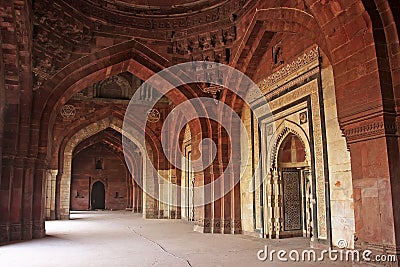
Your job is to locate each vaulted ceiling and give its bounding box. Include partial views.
[32,0,254,91]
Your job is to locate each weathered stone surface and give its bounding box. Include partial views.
[1,2,400,265]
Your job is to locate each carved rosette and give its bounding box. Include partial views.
[146,109,160,123]
[60,105,77,120]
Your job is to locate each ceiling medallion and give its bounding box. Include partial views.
[60,104,76,119]
[147,109,160,123]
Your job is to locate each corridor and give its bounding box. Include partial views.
[0,211,350,267]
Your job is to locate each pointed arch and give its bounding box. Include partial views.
[57,116,149,219]
[268,119,311,170]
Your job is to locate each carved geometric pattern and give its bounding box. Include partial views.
[147,109,161,123]
[310,87,327,238]
[282,171,302,231]
[259,46,319,89]
[343,121,398,143]
[60,105,76,119]
[68,0,246,29]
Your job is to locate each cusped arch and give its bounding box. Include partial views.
[268,120,311,170]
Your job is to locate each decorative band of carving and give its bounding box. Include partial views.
[264,68,319,101]
[343,121,398,142]
[259,46,319,90]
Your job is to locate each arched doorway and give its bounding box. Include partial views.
[277,133,312,238]
[91,181,105,210]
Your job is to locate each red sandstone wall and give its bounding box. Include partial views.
[70,144,129,211]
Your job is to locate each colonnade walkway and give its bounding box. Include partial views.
[0,211,351,266]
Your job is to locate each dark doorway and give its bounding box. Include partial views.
[91,181,105,210]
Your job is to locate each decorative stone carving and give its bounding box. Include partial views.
[343,121,398,143]
[211,31,223,47]
[202,84,224,100]
[34,1,92,46]
[60,105,76,119]
[170,26,236,64]
[263,76,328,239]
[222,26,236,45]
[33,0,93,90]
[146,109,160,123]
[175,40,188,55]
[198,34,211,50]
[270,127,308,169]
[68,0,247,30]
[300,111,308,124]
[259,47,319,90]
[33,58,57,90]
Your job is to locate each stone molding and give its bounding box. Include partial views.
[258,46,319,93]
[67,0,247,29]
[343,121,398,143]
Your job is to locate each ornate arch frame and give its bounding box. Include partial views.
[263,119,317,238]
[268,119,311,170]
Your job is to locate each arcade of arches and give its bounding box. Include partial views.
[0,0,399,265]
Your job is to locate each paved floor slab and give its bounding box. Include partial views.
[0,211,353,266]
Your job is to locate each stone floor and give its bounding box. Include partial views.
[0,211,352,266]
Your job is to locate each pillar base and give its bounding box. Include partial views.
[10,223,22,241]
[231,220,242,234]
[33,220,46,239]
[194,219,211,233]
[211,219,221,233]
[0,223,9,243]
[222,219,231,234]
[22,221,33,240]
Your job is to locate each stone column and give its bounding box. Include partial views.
[142,163,158,219]
[0,156,15,242]
[32,159,46,239]
[45,169,57,220]
[211,164,222,233]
